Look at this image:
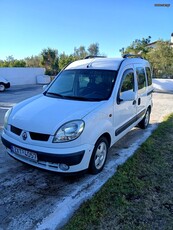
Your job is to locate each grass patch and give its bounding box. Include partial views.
[63,114,173,230]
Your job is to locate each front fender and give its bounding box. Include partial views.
[82,111,114,146]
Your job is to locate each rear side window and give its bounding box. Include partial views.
[145,67,152,86]
[136,67,146,90]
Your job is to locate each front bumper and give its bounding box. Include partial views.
[1,132,93,173]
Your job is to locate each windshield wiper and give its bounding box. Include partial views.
[64,96,104,101]
[45,92,65,98]
[45,93,104,101]
[63,96,92,101]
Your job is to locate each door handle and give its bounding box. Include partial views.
[138,98,141,105]
[133,100,136,105]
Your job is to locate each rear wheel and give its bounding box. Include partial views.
[0,83,5,92]
[89,137,109,174]
[138,108,150,129]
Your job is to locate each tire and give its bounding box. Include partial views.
[89,137,109,174]
[138,108,150,129]
[0,83,5,92]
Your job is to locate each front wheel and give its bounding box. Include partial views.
[138,108,150,129]
[89,137,109,174]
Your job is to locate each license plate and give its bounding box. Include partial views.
[11,145,37,162]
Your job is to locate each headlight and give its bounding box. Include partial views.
[53,120,85,143]
[4,108,12,129]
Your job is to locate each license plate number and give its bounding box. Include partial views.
[11,146,37,162]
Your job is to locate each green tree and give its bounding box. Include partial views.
[59,53,75,70]
[25,55,42,67]
[87,43,100,56]
[0,42,103,72]
[73,46,88,59]
[120,36,152,58]
[41,48,59,75]
[6,55,15,62]
[148,40,173,78]
[0,56,26,67]
[73,43,100,59]
[12,60,26,67]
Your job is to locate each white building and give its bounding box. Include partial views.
[0,67,50,85]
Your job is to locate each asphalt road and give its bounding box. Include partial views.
[0,85,173,230]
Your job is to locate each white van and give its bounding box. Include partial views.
[1,55,153,174]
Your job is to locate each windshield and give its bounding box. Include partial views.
[45,69,117,101]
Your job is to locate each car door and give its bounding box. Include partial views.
[134,65,148,120]
[114,66,137,137]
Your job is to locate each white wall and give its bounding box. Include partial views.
[153,79,173,92]
[0,67,45,85]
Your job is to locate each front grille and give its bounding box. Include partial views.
[11,125,22,136]
[30,132,50,141]
[10,125,50,141]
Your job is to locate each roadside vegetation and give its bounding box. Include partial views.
[1,37,173,78]
[63,113,173,230]
[0,43,100,75]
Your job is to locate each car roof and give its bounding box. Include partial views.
[65,57,149,71]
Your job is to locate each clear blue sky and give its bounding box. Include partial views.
[0,0,172,60]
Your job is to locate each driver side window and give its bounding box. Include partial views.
[120,69,135,93]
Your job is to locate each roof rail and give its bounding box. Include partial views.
[122,54,143,59]
[84,55,106,59]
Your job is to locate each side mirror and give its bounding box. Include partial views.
[43,84,49,90]
[120,91,136,102]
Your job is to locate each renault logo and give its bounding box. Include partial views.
[22,132,27,141]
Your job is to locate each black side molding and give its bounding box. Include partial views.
[147,89,154,96]
[115,109,146,136]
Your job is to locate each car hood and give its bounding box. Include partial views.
[10,95,104,135]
